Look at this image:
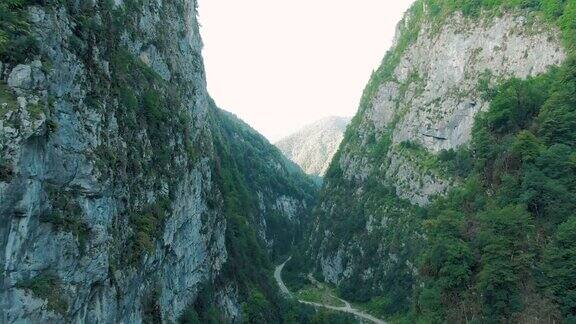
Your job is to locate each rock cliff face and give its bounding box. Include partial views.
[275,116,350,177]
[0,1,315,322]
[368,12,564,205]
[308,2,566,314]
[348,10,564,206]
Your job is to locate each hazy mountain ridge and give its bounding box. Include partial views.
[275,116,350,176]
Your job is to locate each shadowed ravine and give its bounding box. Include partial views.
[274,258,387,324]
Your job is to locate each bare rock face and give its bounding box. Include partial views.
[7,65,33,90]
[0,2,226,323]
[276,116,350,176]
[368,12,565,154]
[347,11,565,206]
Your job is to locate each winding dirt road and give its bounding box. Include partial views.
[274,258,386,324]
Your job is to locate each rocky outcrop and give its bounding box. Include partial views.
[276,116,350,177]
[370,12,566,151]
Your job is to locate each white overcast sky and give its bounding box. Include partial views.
[197,0,415,142]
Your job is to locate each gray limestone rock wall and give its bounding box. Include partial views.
[0,1,228,322]
[355,11,565,205]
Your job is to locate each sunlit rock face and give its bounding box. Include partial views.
[0,1,226,322]
[368,12,565,153]
[276,116,350,177]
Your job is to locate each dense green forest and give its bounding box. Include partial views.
[3,0,575,322]
[2,0,324,322]
[416,56,576,323]
[178,105,305,323]
[196,0,576,322]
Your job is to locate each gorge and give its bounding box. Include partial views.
[1,0,576,323]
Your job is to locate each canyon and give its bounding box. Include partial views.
[1,0,575,323]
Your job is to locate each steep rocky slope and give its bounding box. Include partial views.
[307,1,575,322]
[0,0,316,322]
[275,116,350,177]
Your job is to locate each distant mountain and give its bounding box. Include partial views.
[275,116,350,177]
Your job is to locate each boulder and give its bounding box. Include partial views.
[8,64,33,90]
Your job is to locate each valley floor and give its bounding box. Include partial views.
[274,258,387,324]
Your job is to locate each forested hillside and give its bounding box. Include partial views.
[417,55,576,323]
[306,0,576,322]
[187,104,318,322]
[275,116,350,177]
[2,0,575,322]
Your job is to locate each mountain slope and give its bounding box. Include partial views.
[307,1,575,322]
[275,116,350,177]
[0,1,316,322]
[210,105,317,260]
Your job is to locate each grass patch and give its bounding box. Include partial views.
[17,273,68,315]
[128,197,172,263]
[27,102,45,119]
[0,0,39,64]
[0,156,14,182]
[40,210,90,253]
[0,83,19,116]
[41,185,90,253]
[352,296,397,319]
[296,283,346,308]
[0,83,45,120]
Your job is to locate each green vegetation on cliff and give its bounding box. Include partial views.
[0,0,39,64]
[345,0,575,150]
[366,0,575,110]
[312,0,576,323]
[317,49,576,324]
[17,273,68,315]
[2,0,319,321]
